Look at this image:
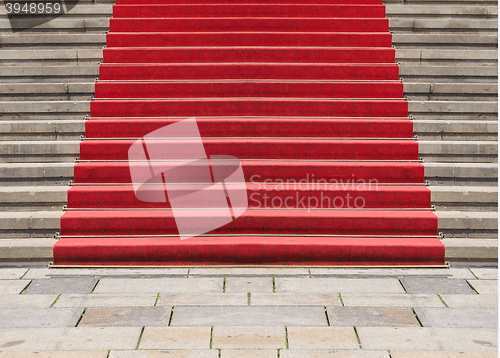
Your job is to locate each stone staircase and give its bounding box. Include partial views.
[0,0,497,264]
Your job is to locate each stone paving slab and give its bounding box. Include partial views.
[0,308,83,328]
[391,352,498,358]
[109,351,218,358]
[0,294,57,308]
[467,280,498,295]
[326,306,420,327]
[0,268,28,279]
[309,268,474,279]
[171,306,328,326]
[440,294,498,308]
[275,278,405,294]
[23,268,189,279]
[414,308,498,328]
[0,351,108,358]
[212,326,285,349]
[470,268,498,280]
[340,293,445,308]
[225,277,274,293]
[54,293,157,308]
[157,293,248,306]
[286,327,359,349]
[93,278,222,294]
[24,277,98,294]
[250,293,341,306]
[0,327,142,350]
[0,280,30,294]
[399,278,474,294]
[221,349,278,358]
[280,350,390,358]
[79,307,172,327]
[356,327,498,352]
[138,327,212,349]
[189,268,309,276]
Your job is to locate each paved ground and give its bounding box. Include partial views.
[0,266,497,357]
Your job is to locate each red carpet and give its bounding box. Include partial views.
[53,0,445,266]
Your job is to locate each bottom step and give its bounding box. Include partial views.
[53,236,445,266]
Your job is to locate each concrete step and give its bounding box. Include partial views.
[0,238,54,264]
[0,120,84,140]
[425,162,498,186]
[413,120,498,141]
[399,65,497,82]
[0,49,102,64]
[0,18,110,32]
[386,4,498,17]
[443,238,498,265]
[0,141,79,163]
[419,140,498,163]
[393,33,498,47]
[430,186,498,211]
[0,211,61,238]
[408,101,498,120]
[0,34,106,47]
[396,49,498,63]
[0,83,94,101]
[0,186,68,211]
[437,211,498,238]
[404,83,498,101]
[0,101,90,120]
[0,163,74,186]
[390,18,498,32]
[0,66,98,83]
[0,4,113,16]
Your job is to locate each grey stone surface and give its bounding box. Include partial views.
[286,327,359,349]
[157,293,247,306]
[470,268,498,280]
[0,268,28,279]
[309,268,474,279]
[327,306,420,327]
[0,327,142,350]
[0,352,108,358]
[281,350,389,358]
[24,277,98,294]
[0,280,30,294]
[221,350,278,358]
[24,267,188,279]
[189,268,309,276]
[0,294,58,308]
[171,306,328,326]
[440,294,498,308]
[79,307,172,327]
[109,351,218,358]
[467,280,498,295]
[414,308,497,328]
[275,278,405,294]
[356,327,498,352]
[399,278,474,294]
[391,352,497,358]
[212,326,285,349]
[54,293,157,308]
[341,293,445,308]
[225,277,273,293]
[139,327,212,349]
[93,278,222,294]
[251,293,341,306]
[0,308,83,328]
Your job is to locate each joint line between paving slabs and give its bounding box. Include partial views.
[338,293,344,306]
[272,278,276,293]
[50,294,62,307]
[168,306,174,326]
[75,308,86,327]
[19,280,32,294]
[90,278,100,293]
[19,268,29,280]
[468,268,479,279]
[436,294,449,307]
[324,306,331,326]
[136,326,145,350]
[398,278,408,293]
[223,278,227,293]
[210,326,214,349]
[285,327,289,349]
[247,292,251,305]
[465,280,480,294]
[154,293,160,306]
[411,308,424,327]
[353,327,363,349]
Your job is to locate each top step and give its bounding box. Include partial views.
[112,4,386,18]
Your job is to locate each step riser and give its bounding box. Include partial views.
[94,82,404,99]
[74,162,425,184]
[109,18,389,33]
[53,237,445,266]
[106,33,393,48]
[85,118,414,139]
[79,139,419,161]
[111,4,387,18]
[90,100,409,118]
[60,211,438,236]
[98,64,400,81]
[67,187,431,209]
[102,48,396,64]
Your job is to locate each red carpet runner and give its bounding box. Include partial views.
[53,0,445,266]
